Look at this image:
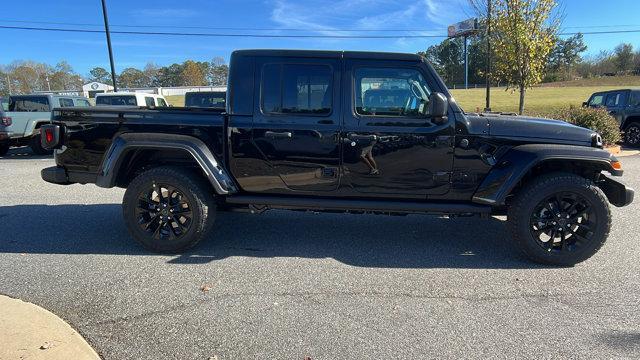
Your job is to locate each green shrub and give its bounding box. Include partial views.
[550,106,621,146]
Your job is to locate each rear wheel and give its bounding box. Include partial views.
[122,166,216,253]
[29,133,54,155]
[508,172,611,266]
[624,122,640,147]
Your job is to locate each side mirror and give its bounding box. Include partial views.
[428,92,448,124]
[582,102,588,107]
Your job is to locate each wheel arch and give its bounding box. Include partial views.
[622,115,640,130]
[472,144,621,206]
[96,133,237,195]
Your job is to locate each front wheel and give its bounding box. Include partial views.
[122,166,216,253]
[508,172,611,266]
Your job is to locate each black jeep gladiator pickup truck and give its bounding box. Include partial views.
[40,50,634,266]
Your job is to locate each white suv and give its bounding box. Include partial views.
[95,93,169,107]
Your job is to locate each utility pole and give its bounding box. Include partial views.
[484,0,492,112]
[100,0,118,91]
[464,35,469,89]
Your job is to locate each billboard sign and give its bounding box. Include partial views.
[447,18,479,38]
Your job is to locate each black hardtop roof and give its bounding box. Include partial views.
[592,88,640,95]
[232,49,423,62]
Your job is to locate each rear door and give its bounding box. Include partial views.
[245,56,342,194]
[340,58,455,199]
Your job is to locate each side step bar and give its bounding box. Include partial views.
[224,196,491,215]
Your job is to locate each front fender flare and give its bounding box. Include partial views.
[96,133,237,195]
[472,144,621,206]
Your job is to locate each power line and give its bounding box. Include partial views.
[0,19,447,33]
[0,25,446,38]
[1,24,640,39]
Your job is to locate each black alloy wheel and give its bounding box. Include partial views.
[529,192,596,253]
[624,122,640,147]
[135,183,193,241]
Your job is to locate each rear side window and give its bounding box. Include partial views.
[96,96,137,106]
[185,92,226,108]
[589,94,604,107]
[59,98,74,107]
[145,97,155,107]
[261,63,332,115]
[9,96,50,112]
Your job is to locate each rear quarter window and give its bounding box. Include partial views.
[145,97,155,107]
[9,96,50,112]
[75,99,91,107]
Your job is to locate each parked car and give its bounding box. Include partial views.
[95,92,169,107]
[184,91,226,109]
[584,89,640,146]
[5,94,91,155]
[0,107,11,156]
[41,50,634,266]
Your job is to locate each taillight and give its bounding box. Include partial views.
[45,128,54,143]
[40,124,61,149]
[1,116,11,126]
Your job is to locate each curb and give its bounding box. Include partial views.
[0,295,100,360]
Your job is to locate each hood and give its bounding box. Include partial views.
[468,114,596,146]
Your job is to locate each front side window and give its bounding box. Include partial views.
[605,92,627,107]
[589,94,604,107]
[9,97,50,112]
[629,92,640,108]
[262,63,332,115]
[59,98,74,107]
[75,99,91,107]
[145,97,155,107]
[355,67,431,117]
[157,98,168,107]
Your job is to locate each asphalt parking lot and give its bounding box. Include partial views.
[0,147,639,359]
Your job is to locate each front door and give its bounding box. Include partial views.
[340,60,455,199]
[247,57,342,194]
[605,90,628,125]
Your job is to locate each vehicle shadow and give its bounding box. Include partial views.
[0,146,52,160]
[0,203,542,269]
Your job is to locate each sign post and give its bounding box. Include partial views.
[447,18,478,90]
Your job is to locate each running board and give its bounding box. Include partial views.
[224,196,491,215]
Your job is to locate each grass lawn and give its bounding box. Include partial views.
[451,85,640,115]
[165,95,184,107]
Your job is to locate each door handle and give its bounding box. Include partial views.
[347,134,378,141]
[265,131,292,139]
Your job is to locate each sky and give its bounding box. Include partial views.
[1,0,639,76]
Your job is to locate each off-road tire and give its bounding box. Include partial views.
[29,133,54,155]
[624,122,640,147]
[508,172,611,266]
[123,166,216,253]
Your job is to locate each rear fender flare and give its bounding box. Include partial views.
[472,144,620,206]
[96,133,237,195]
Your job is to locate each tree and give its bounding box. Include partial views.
[546,33,587,81]
[156,63,184,87]
[118,68,147,88]
[49,61,83,91]
[143,63,160,87]
[88,67,112,85]
[180,60,207,86]
[614,43,634,73]
[491,0,559,114]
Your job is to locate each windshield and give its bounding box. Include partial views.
[96,95,138,106]
[185,92,226,108]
